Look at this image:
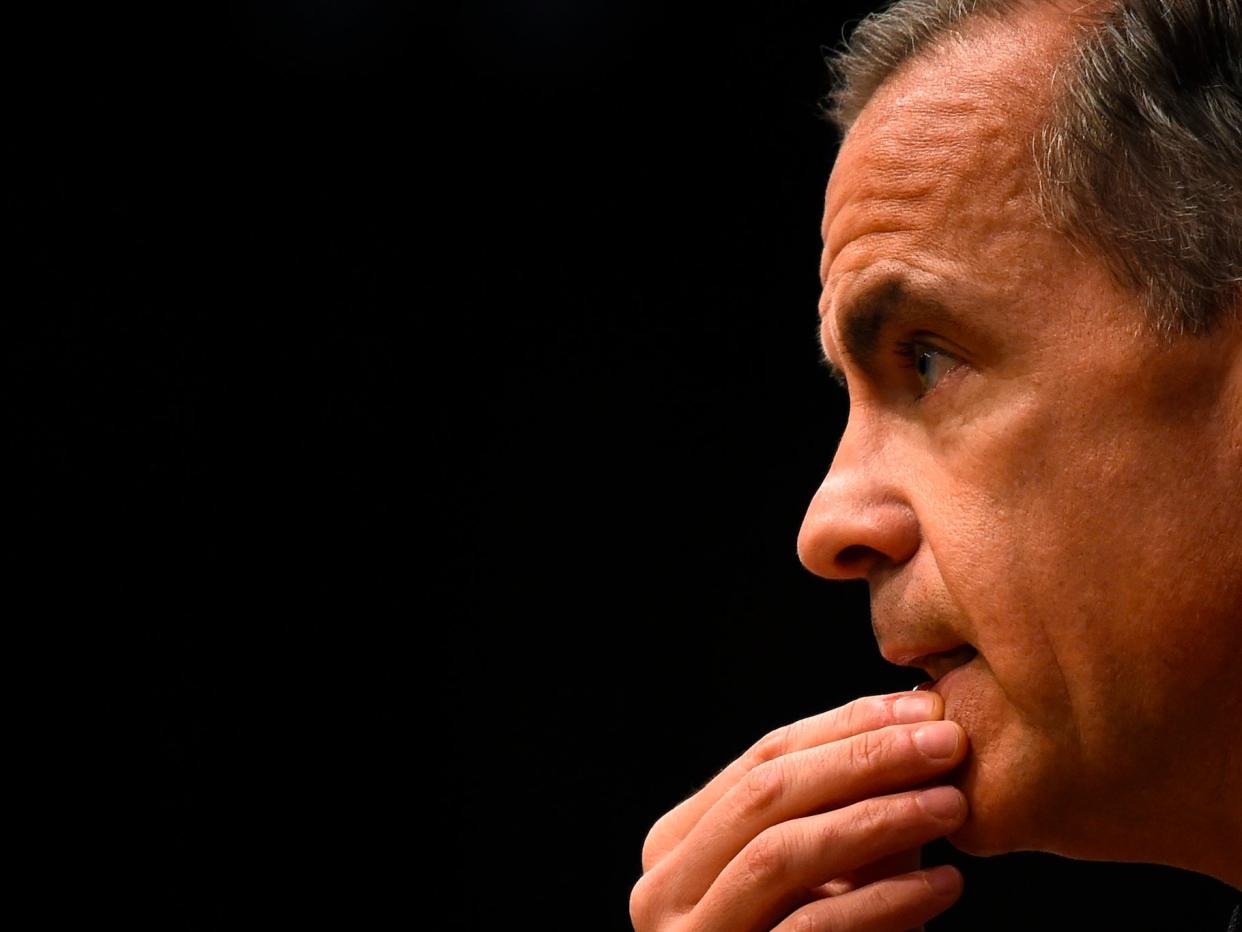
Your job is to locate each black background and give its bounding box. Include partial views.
[13,1,1238,929]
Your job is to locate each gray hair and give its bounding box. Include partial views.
[822,0,1242,340]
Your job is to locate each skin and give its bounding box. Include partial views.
[631,690,972,930]
[801,1,1242,892]
[633,5,1241,930]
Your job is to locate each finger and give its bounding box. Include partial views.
[812,845,922,897]
[770,864,963,932]
[653,718,966,907]
[642,691,943,872]
[686,786,966,932]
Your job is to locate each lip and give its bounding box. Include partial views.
[908,643,978,682]
[915,654,975,694]
[885,641,972,668]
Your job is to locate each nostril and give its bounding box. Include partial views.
[836,544,875,568]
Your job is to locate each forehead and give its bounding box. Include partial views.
[819,6,1077,306]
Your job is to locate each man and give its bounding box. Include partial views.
[630,0,1242,929]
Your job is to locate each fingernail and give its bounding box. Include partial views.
[918,785,963,820]
[894,695,937,723]
[913,721,960,759]
[924,864,960,896]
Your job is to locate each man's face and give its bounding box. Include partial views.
[799,11,1242,867]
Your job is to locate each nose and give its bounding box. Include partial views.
[796,426,920,581]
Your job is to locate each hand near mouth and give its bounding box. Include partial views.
[631,690,970,932]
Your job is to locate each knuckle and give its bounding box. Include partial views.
[743,826,790,885]
[628,871,666,930]
[785,908,820,932]
[641,813,676,873]
[865,880,902,916]
[779,902,838,932]
[629,863,683,931]
[739,757,786,816]
[780,717,805,752]
[836,701,861,737]
[640,815,680,874]
[628,875,651,928]
[749,723,793,765]
[842,694,878,733]
[846,796,890,841]
[846,727,887,771]
[640,828,664,875]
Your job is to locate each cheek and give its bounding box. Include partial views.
[904,308,1242,851]
[913,414,1125,739]
[918,483,1075,735]
[919,376,1242,763]
[920,497,1107,853]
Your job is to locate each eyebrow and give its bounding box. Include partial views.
[817,278,957,390]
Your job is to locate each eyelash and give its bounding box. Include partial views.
[893,338,924,365]
[893,338,958,400]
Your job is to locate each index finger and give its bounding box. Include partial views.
[641,690,945,872]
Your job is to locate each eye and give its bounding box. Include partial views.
[895,339,961,400]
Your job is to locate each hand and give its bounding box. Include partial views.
[630,691,969,931]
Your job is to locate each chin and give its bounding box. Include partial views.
[940,754,1018,856]
[939,741,1054,857]
[935,661,1067,857]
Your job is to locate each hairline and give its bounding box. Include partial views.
[821,0,1242,341]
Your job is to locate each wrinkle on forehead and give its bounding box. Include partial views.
[818,2,1081,285]
[823,95,1035,275]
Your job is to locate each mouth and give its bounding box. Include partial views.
[912,644,979,691]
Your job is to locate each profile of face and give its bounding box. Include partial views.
[797,7,1242,880]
